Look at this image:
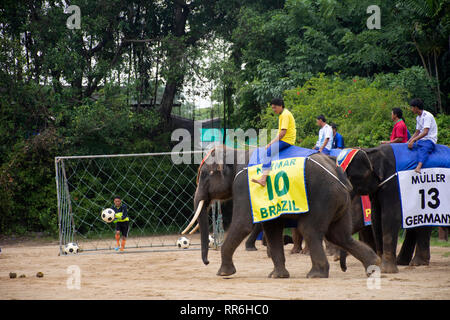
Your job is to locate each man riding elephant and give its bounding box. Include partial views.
[252,98,296,187]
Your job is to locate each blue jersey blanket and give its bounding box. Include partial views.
[248,145,318,166]
[247,146,317,223]
[391,143,450,228]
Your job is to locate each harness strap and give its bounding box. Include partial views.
[338,148,396,188]
[233,167,248,183]
[307,157,350,191]
[196,148,216,185]
[344,148,395,188]
[377,172,398,188]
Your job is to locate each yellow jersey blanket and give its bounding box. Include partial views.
[248,147,313,223]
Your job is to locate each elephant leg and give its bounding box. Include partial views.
[397,229,416,265]
[410,226,432,266]
[245,223,262,251]
[378,198,401,273]
[300,242,310,255]
[262,220,289,278]
[264,233,271,258]
[326,217,380,276]
[370,199,383,257]
[301,228,329,278]
[217,210,253,277]
[359,227,376,252]
[290,228,303,254]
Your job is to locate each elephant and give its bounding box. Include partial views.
[183,146,380,278]
[340,144,433,273]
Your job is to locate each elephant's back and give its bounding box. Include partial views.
[304,153,351,205]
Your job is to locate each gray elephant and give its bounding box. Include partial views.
[339,144,436,273]
[183,146,380,278]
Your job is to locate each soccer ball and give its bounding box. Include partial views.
[208,234,215,248]
[64,242,79,255]
[177,236,190,249]
[101,208,115,223]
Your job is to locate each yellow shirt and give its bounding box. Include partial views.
[278,108,296,145]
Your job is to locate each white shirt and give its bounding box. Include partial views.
[416,110,438,144]
[316,123,333,150]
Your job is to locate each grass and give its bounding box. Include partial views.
[430,237,450,248]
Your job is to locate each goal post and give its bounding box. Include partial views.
[55,151,224,255]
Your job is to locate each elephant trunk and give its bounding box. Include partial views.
[181,199,205,235]
[184,192,211,265]
[198,199,210,265]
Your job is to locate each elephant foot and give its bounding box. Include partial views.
[306,269,328,278]
[217,264,236,277]
[381,260,399,273]
[290,246,301,254]
[300,248,310,255]
[268,268,290,278]
[409,256,429,266]
[245,246,257,251]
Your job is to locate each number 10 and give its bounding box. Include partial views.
[266,171,290,201]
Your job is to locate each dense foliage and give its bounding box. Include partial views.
[260,74,450,148]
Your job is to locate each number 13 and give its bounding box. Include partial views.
[418,188,440,209]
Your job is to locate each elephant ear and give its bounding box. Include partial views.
[366,148,385,183]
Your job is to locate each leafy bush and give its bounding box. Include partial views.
[371,66,438,114]
[435,113,450,146]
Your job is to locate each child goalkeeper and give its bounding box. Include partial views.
[112,196,129,251]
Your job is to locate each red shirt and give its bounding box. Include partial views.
[390,119,408,143]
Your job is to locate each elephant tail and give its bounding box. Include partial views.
[340,249,348,272]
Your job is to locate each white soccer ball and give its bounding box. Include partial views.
[64,242,79,255]
[177,236,190,249]
[208,234,215,248]
[101,208,115,223]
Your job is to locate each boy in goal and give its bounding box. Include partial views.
[112,196,129,251]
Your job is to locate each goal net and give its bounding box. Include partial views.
[55,151,225,255]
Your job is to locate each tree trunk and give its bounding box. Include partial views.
[433,49,443,113]
[160,82,178,127]
[159,1,190,128]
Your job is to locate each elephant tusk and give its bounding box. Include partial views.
[181,200,204,235]
[188,223,200,234]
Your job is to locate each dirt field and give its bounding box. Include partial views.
[1,235,449,300]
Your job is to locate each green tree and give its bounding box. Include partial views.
[398,0,450,113]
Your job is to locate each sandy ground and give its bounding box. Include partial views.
[0,235,449,300]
